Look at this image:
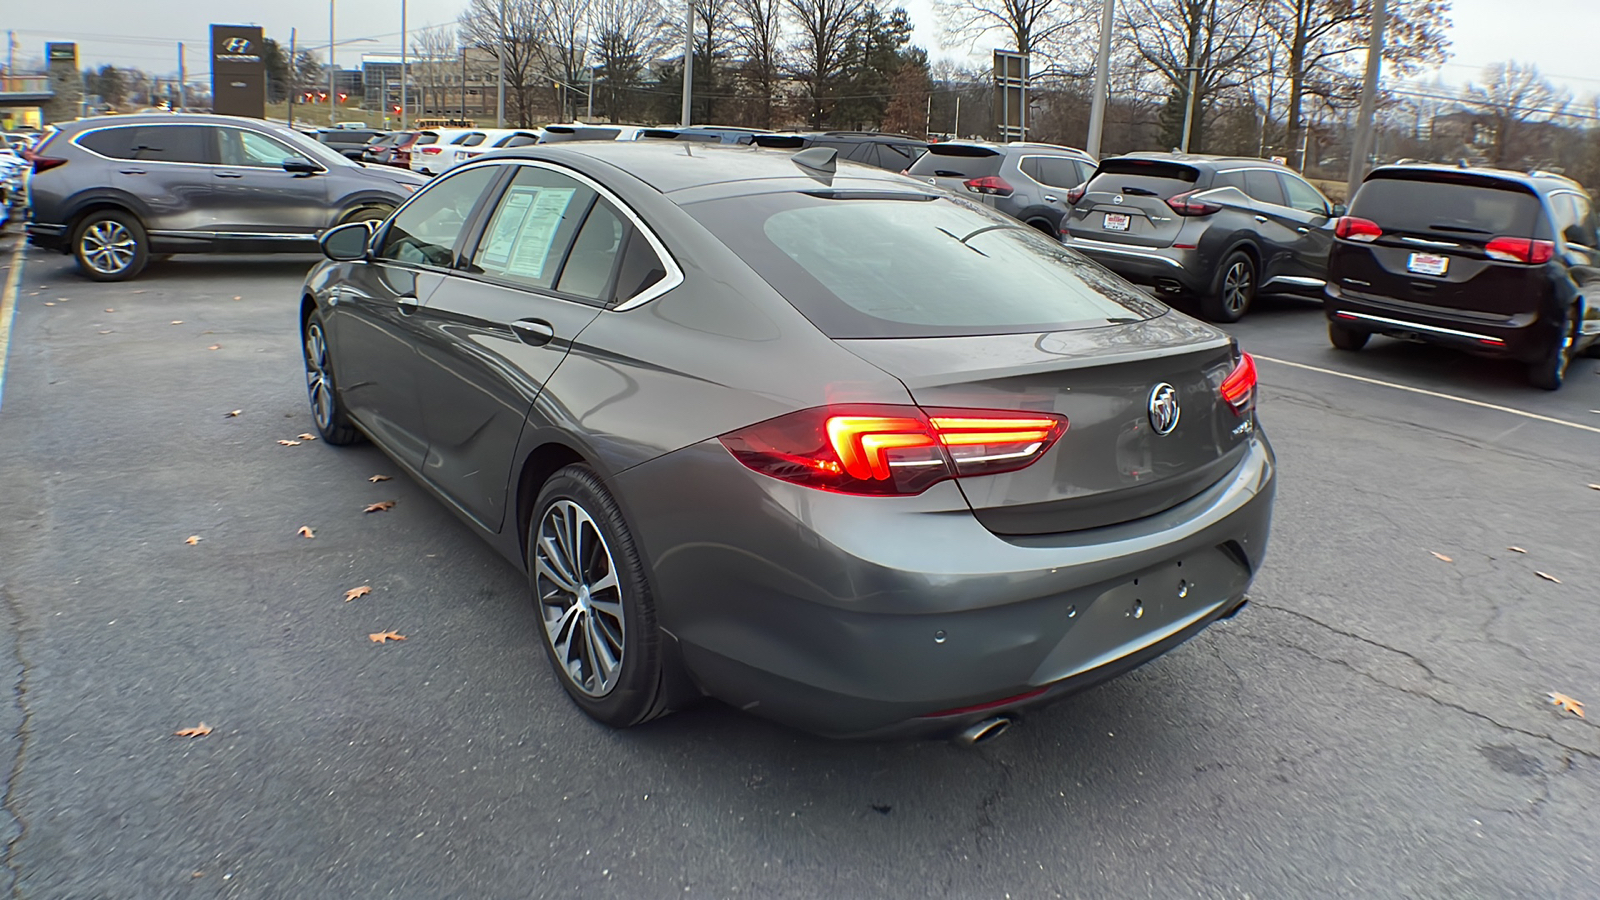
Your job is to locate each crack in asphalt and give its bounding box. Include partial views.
[1252,600,1445,684]
[0,583,31,900]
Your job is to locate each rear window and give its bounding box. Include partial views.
[1087,159,1200,199]
[907,146,1002,180]
[1351,172,1542,237]
[685,192,1163,339]
[416,133,438,146]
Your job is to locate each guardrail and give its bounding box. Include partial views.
[0,77,51,95]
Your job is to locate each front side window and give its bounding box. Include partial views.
[218,128,307,168]
[377,166,498,268]
[469,167,596,289]
[1280,174,1330,215]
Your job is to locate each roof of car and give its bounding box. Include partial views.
[52,113,290,132]
[929,140,1091,158]
[1107,151,1295,170]
[472,140,925,196]
[1365,162,1585,193]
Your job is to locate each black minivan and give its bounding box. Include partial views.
[1325,164,1600,389]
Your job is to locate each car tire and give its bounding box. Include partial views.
[1025,218,1058,240]
[529,464,671,728]
[1328,321,1370,351]
[1527,305,1580,391]
[339,205,393,225]
[301,309,363,445]
[1201,251,1256,323]
[72,210,148,282]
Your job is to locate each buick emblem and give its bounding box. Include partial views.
[1148,383,1180,435]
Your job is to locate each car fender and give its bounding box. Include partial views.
[329,187,409,225]
[58,187,154,230]
[1009,203,1065,235]
[1201,229,1263,284]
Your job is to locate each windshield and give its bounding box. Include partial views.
[268,124,359,168]
[686,191,1164,338]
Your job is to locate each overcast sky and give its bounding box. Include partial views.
[6,0,1598,98]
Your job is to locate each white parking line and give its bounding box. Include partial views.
[0,238,23,411]
[1254,354,1600,436]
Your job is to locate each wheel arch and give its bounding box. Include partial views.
[515,441,591,568]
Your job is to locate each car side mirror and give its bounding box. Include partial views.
[283,157,321,175]
[1330,203,1347,218]
[320,222,371,262]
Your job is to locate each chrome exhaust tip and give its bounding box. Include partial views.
[955,716,1013,746]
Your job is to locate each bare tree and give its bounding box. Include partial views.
[533,0,592,121]
[1121,0,1263,152]
[1465,61,1572,167]
[933,0,1095,59]
[412,24,459,118]
[731,0,786,127]
[592,0,671,122]
[786,0,867,127]
[691,0,737,123]
[459,0,544,125]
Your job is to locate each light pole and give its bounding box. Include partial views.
[496,0,506,127]
[1085,0,1115,159]
[1347,0,1387,198]
[1180,65,1200,153]
[680,1,693,127]
[400,0,408,128]
[328,0,336,126]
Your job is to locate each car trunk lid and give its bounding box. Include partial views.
[1064,159,1201,249]
[839,317,1252,535]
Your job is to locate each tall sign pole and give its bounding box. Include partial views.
[1347,0,1387,199]
[400,0,408,127]
[288,28,297,128]
[329,0,337,126]
[496,0,506,126]
[1085,0,1115,159]
[680,2,694,127]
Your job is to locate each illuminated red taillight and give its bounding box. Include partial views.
[1333,216,1382,242]
[1166,191,1221,216]
[1220,353,1257,415]
[720,405,1068,496]
[963,176,1014,197]
[1066,185,1086,205]
[1484,236,1554,264]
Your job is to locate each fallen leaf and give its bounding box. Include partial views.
[296,526,315,539]
[173,723,213,737]
[207,344,221,351]
[1535,571,1562,584]
[1589,484,1600,491]
[233,296,242,301]
[170,320,183,325]
[368,474,392,483]
[1548,692,1585,718]
[276,439,302,446]
[184,535,201,545]
[1508,546,1527,554]
[105,308,115,313]
[43,301,54,306]
[1430,551,1453,563]
[132,290,146,294]
[191,871,203,879]
[224,409,241,418]
[369,631,406,643]
[364,501,396,513]
[97,330,112,335]
[296,433,317,441]
[344,585,372,602]
[56,298,69,302]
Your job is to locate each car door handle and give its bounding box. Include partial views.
[511,319,555,346]
[214,171,244,179]
[118,168,146,175]
[1044,195,1059,203]
[1254,215,1269,223]
[396,295,419,316]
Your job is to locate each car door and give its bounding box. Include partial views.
[1275,172,1338,291]
[410,163,626,532]
[1235,168,1304,286]
[329,165,502,471]
[85,124,217,236]
[1552,190,1600,343]
[210,125,329,237]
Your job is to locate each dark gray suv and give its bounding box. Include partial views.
[25,114,426,281]
[907,141,1096,239]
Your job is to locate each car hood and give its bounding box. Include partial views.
[359,164,428,187]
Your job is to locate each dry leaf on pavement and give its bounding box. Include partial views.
[97,330,112,334]
[296,433,317,441]
[224,409,241,418]
[1589,484,1600,491]
[104,308,115,312]
[184,535,201,545]
[296,526,315,539]
[1508,546,1527,554]
[1430,551,1453,563]
[174,723,213,737]
[1535,571,1562,584]
[170,320,183,325]
[232,296,242,301]
[43,302,54,306]
[369,631,406,643]
[1548,692,1585,718]
[277,439,302,446]
[344,585,372,602]
[368,474,392,483]
[364,501,396,513]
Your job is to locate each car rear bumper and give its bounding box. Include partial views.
[611,432,1275,739]
[1062,236,1206,294]
[1324,284,1554,362]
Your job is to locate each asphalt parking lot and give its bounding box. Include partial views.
[1,232,1598,899]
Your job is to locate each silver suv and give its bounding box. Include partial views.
[25,114,426,281]
[906,141,1096,239]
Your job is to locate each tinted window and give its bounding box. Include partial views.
[612,229,667,305]
[556,201,627,300]
[501,134,538,148]
[1244,170,1287,206]
[78,126,138,159]
[1553,192,1598,247]
[1086,159,1199,199]
[907,146,1003,180]
[470,166,596,290]
[1211,170,1248,195]
[218,128,306,168]
[92,125,212,164]
[1351,173,1542,237]
[880,143,923,170]
[460,133,486,147]
[1279,174,1328,214]
[416,133,438,145]
[377,166,498,267]
[686,193,1162,339]
[1033,156,1087,189]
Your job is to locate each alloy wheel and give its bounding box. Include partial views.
[80,220,136,275]
[535,499,627,697]
[1222,261,1253,315]
[304,322,334,431]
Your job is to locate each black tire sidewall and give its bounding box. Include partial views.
[302,310,362,444]
[1203,251,1255,323]
[529,466,663,727]
[72,210,148,282]
[1329,321,1369,351]
[1528,306,1577,390]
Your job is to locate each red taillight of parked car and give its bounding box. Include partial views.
[419,146,443,155]
[720,405,1068,496]
[1165,191,1221,216]
[1220,353,1257,415]
[1333,216,1382,242]
[21,148,66,173]
[1065,185,1086,205]
[963,176,1014,197]
[1484,236,1555,264]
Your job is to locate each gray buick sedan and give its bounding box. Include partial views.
[299,141,1275,741]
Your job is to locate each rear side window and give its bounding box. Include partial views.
[80,125,211,163]
[555,200,627,301]
[686,192,1162,338]
[1351,173,1543,237]
[1244,170,1287,207]
[1087,159,1199,199]
[907,146,1002,180]
[470,166,595,289]
[77,126,138,159]
[1026,156,1088,189]
[612,230,667,305]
